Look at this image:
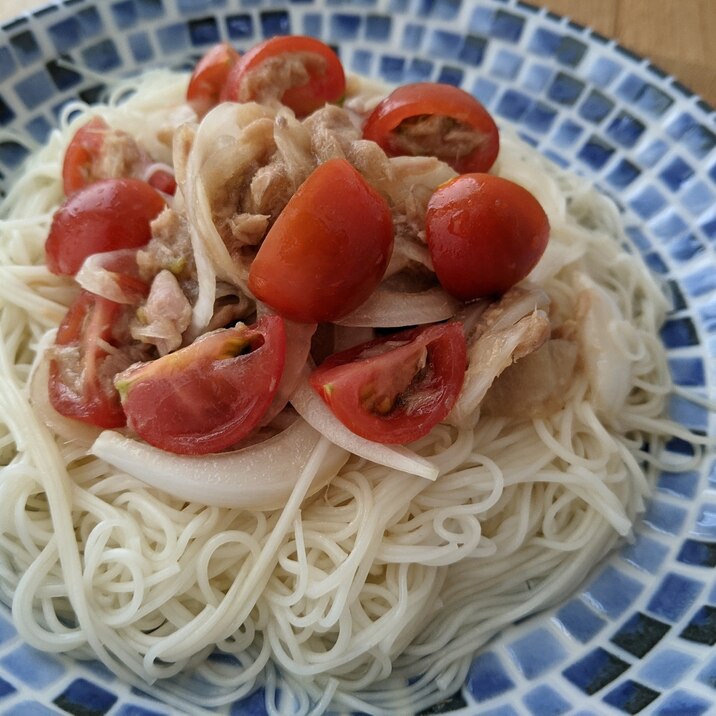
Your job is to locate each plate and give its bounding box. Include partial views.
[0,1,714,714]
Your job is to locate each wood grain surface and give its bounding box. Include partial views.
[1,0,715,107]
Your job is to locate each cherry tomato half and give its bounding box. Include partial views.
[46,178,165,276]
[248,158,393,323]
[48,291,127,429]
[310,322,466,444]
[186,42,241,116]
[63,118,175,197]
[62,117,110,196]
[146,168,177,196]
[115,315,286,455]
[221,35,345,117]
[426,173,550,300]
[362,82,500,174]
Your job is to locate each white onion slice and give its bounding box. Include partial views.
[336,285,459,328]
[290,374,439,481]
[90,418,349,510]
[75,249,145,305]
[575,272,632,417]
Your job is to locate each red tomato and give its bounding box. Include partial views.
[186,42,241,116]
[248,158,393,323]
[146,168,177,196]
[310,323,466,444]
[426,173,550,300]
[45,178,165,276]
[362,82,500,174]
[62,117,110,196]
[221,35,345,117]
[48,291,127,428]
[115,316,286,455]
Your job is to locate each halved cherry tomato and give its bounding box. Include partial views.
[248,158,393,323]
[362,82,500,174]
[186,42,241,116]
[221,35,345,117]
[62,117,110,196]
[115,316,286,455]
[426,173,550,300]
[310,323,466,444]
[45,178,165,276]
[48,291,127,428]
[146,168,177,196]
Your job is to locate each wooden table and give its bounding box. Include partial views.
[1,0,715,107]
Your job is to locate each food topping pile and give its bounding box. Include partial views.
[43,35,553,459]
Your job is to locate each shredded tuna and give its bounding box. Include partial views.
[449,286,552,429]
[237,52,328,106]
[138,208,196,288]
[96,129,147,180]
[131,270,192,355]
[390,114,484,168]
[481,338,579,419]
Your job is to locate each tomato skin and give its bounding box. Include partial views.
[221,35,345,116]
[248,158,393,323]
[310,323,466,444]
[45,178,165,276]
[48,291,127,429]
[186,42,241,116]
[426,173,550,300]
[146,168,177,196]
[62,117,110,196]
[116,316,286,455]
[362,82,500,174]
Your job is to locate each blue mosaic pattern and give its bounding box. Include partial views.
[0,0,714,714]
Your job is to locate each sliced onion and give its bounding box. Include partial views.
[333,325,375,353]
[179,104,277,336]
[90,418,349,510]
[290,373,439,481]
[75,248,147,305]
[336,286,459,328]
[28,331,102,445]
[575,272,632,417]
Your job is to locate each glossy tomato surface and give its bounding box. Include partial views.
[248,158,393,323]
[310,322,466,444]
[116,315,286,455]
[46,178,165,276]
[221,35,345,116]
[49,291,127,428]
[426,173,550,299]
[187,42,241,116]
[362,82,500,174]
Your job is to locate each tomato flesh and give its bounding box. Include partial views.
[221,35,345,117]
[62,117,110,196]
[187,42,241,116]
[426,173,550,300]
[115,315,286,455]
[248,158,393,323]
[310,323,467,444]
[362,82,499,174]
[49,291,127,428]
[46,178,165,276]
[146,168,177,196]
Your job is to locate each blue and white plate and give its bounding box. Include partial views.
[0,1,715,714]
